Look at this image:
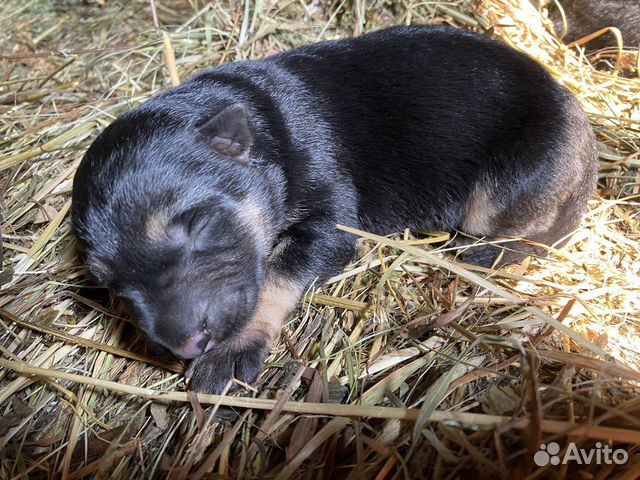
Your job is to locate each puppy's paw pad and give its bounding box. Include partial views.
[185,338,270,394]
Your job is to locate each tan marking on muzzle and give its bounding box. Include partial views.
[233,275,303,348]
[462,184,496,236]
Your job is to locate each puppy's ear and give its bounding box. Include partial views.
[196,103,253,163]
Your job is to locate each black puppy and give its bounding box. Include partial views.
[72,26,597,393]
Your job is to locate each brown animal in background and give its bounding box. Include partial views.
[548,0,640,50]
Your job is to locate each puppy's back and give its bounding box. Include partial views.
[268,26,595,235]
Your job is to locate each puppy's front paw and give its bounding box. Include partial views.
[185,337,270,394]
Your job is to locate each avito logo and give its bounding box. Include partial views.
[534,442,628,466]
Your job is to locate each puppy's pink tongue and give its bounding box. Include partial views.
[174,331,214,359]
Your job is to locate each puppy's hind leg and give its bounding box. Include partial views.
[459,100,597,269]
[460,167,596,268]
[453,236,518,268]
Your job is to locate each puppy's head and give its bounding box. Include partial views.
[72,100,276,359]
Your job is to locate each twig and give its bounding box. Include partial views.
[2,359,640,444]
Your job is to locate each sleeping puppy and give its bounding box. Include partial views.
[72,26,597,394]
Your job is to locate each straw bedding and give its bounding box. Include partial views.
[1,0,639,478]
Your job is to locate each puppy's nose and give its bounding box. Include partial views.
[174,331,214,359]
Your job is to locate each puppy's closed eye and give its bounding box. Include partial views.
[167,207,241,253]
[162,206,215,249]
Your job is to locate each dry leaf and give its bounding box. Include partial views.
[479,386,521,416]
[33,202,59,225]
[150,403,170,430]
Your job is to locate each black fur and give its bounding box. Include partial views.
[72,26,597,393]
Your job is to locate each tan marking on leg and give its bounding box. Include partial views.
[233,275,303,348]
[145,209,170,242]
[462,184,496,236]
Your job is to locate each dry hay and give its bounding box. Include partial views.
[1,0,639,478]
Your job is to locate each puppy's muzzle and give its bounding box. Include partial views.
[174,330,215,359]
